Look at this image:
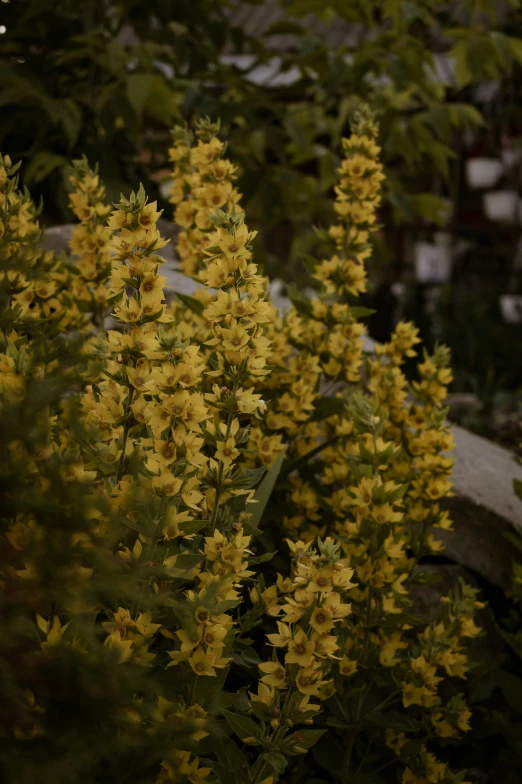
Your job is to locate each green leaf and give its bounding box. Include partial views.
[163,553,204,578]
[411,193,450,225]
[248,129,267,164]
[23,151,68,185]
[212,734,249,781]
[229,465,266,490]
[209,760,235,784]
[175,292,205,317]
[301,254,320,275]
[496,670,522,713]
[311,734,345,776]
[246,447,287,529]
[311,397,346,421]
[262,751,287,774]
[286,284,313,317]
[221,709,262,743]
[282,729,326,754]
[58,99,82,148]
[263,20,306,36]
[371,711,421,732]
[178,518,209,535]
[350,306,376,319]
[192,665,229,710]
[249,551,276,565]
[448,103,484,129]
[126,74,164,118]
[232,645,262,670]
[508,35,522,66]
[449,41,473,88]
[250,699,272,722]
[325,716,350,729]
[469,676,498,704]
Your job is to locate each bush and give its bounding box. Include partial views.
[0,109,486,784]
[4,0,522,282]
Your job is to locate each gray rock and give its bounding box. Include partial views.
[431,497,515,589]
[452,424,522,532]
[446,392,482,420]
[42,223,74,254]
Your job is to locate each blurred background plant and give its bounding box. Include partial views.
[3,0,522,438]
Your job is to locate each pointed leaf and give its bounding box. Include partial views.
[221,709,262,743]
[212,734,249,781]
[282,728,327,754]
[246,447,287,528]
[175,292,205,317]
[262,751,287,774]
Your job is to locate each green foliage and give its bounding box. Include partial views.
[3,0,522,280]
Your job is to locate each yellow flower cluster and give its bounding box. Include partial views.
[1,110,487,784]
[260,537,354,702]
[247,109,385,475]
[313,115,384,299]
[169,119,241,278]
[0,154,82,332]
[68,157,112,328]
[247,108,480,782]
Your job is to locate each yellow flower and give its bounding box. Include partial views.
[216,223,251,258]
[249,682,275,706]
[259,661,287,689]
[202,624,228,649]
[339,656,357,676]
[151,469,182,496]
[459,616,481,638]
[312,632,339,659]
[219,321,250,352]
[214,437,239,468]
[435,649,468,678]
[285,629,315,667]
[379,632,407,667]
[295,665,321,696]
[138,201,162,230]
[431,713,457,738]
[267,621,292,648]
[385,728,407,754]
[309,606,335,634]
[140,273,166,304]
[188,647,216,676]
[201,258,231,288]
[410,655,441,689]
[401,682,436,708]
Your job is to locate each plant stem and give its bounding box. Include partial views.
[98,302,107,337]
[250,687,296,784]
[209,410,234,534]
[117,383,135,482]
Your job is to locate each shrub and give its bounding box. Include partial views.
[0,109,484,784]
[5,0,522,282]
